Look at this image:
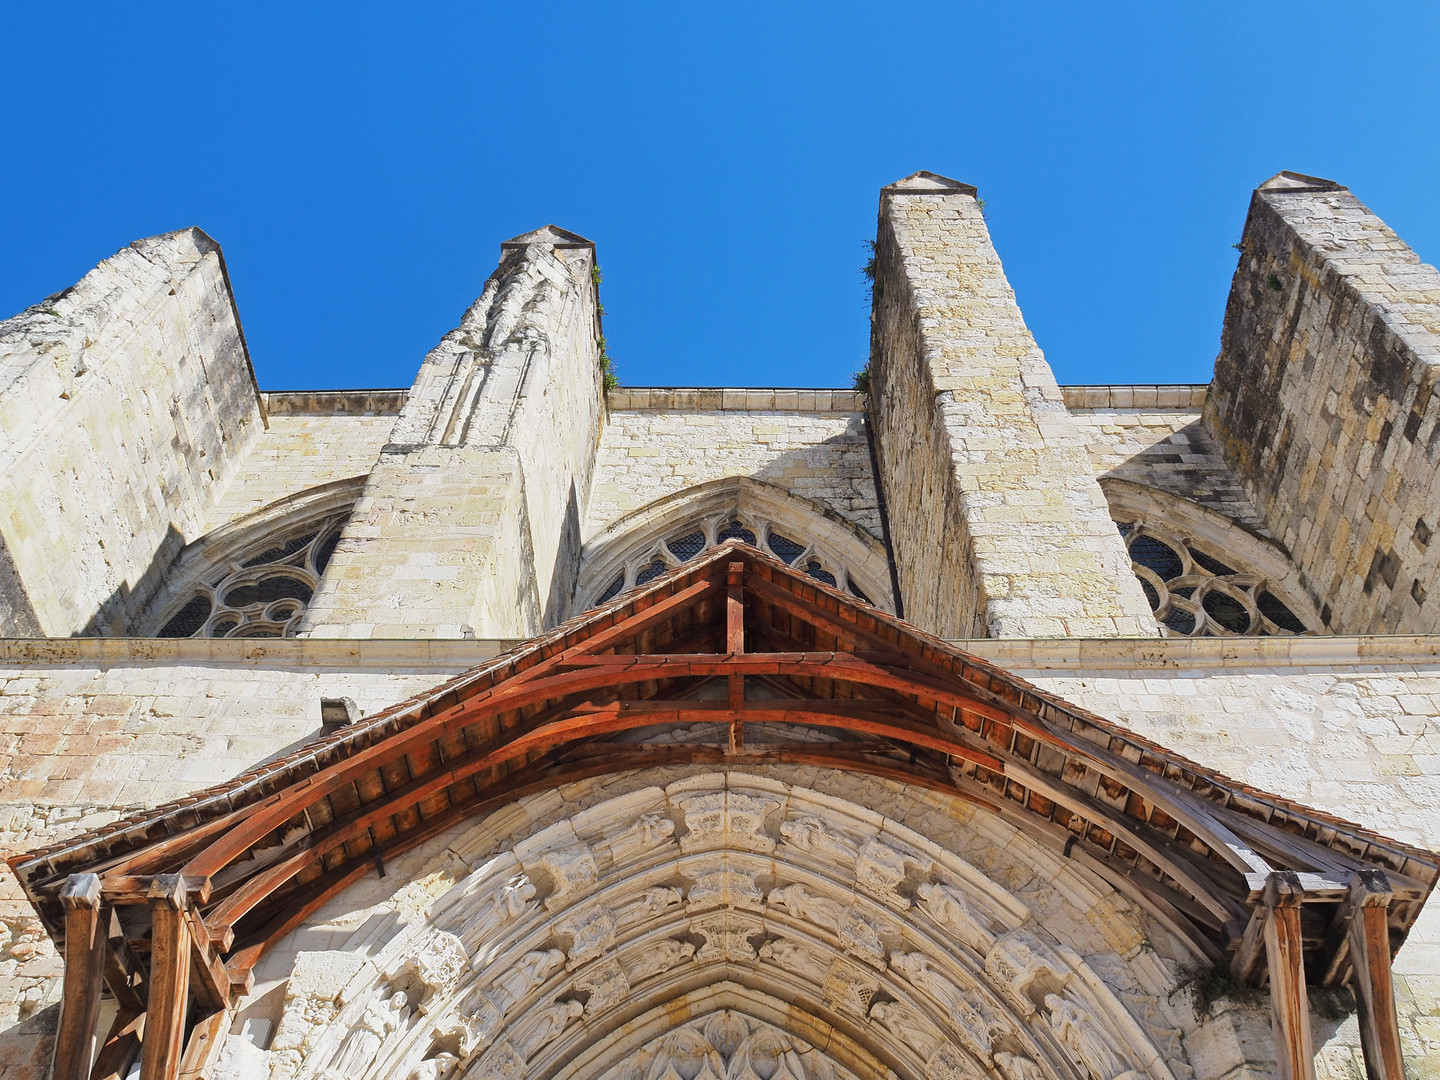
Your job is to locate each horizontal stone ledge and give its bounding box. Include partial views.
[1058,384,1209,410]
[0,633,1438,673]
[258,389,409,416]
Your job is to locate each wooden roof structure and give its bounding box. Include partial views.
[16,541,1436,1080]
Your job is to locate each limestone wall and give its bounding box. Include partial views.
[0,229,263,636]
[586,389,880,540]
[869,173,1155,639]
[1062,386,1269,536]
[203,393,401,533]
[302,228,605,637]
[1206,172,1440,635]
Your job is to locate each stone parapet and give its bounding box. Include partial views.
[260,389,408,415]
[868,172,1157,639]
[1059,384,1208,410]
[605,388,864,412]
[1207,172,1440,634]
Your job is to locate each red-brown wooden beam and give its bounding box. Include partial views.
[727,561,744,754]
[140,875,193,1080]
[53,873,107,1080]
[1263,872,1316,1080]
[1347,871,1406,1080]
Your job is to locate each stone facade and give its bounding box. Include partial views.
[2,170,1439,1080]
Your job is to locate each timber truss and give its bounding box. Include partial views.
[12,541,1438,1080]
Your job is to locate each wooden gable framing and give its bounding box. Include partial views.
[12,541,1438,1080]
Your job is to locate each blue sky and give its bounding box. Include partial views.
[3,4,1436,390]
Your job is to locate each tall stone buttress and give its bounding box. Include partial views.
[300,226,605,638]
[1207,172,1440,635]
[868,172,1156,639]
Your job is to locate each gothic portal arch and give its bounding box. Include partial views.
[243,772,1190,1080]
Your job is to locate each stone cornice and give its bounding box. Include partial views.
[2,633,1439,671]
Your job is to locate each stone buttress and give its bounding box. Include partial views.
[1207,171,1440,636]
[868,172,1156,639]
[0,228,263,637]
[300,227,605,638]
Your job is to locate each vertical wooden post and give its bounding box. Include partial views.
[1263,872,1315,1080]
[1346,871,1406,1080]
[141,874,193,1080]
[726,561,745,755]
[52,873,107,1080]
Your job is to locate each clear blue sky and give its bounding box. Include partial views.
[3,4,1436,390]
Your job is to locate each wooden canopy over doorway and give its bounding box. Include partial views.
[13,541,1438,1080]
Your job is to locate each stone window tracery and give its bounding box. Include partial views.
[592,512,878,609]
[155,513,349,638]
[1115,519,1310,637]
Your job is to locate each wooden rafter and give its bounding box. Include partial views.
[10,541,1439,1080]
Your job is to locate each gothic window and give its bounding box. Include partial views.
[154,513,349,638]
[1115,520,1310,637]
[588,511,881,611]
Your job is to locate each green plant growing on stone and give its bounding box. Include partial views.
[1266,273,1283,292]
[598,337,619,393]
[591,263,603,287]
[974,196,989,221]
[862,240,879,306]
[852,363,871,398]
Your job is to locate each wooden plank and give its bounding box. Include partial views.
[89,1008,143,1080]
[95,875,212,907]
[1263,872,1316,1080]
[182,907,231,1010]
[1346,871,1405,1080]
[178,1009,233,1080]
[53,874,107,1080]
[1230,906,1268,984]
[728,561,744,754]
[141,875,193,1080]
[103,908,146,1011]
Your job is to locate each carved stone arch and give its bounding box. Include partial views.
[246,773,1193,1080]
[137,476,365,637]
[1098,478,1322,637]
[575,477,894,615]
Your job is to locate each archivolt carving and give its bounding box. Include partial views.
[242,774,1196,1080]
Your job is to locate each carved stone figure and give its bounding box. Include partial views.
[949,997,999,1065]
[573,957,629,1014]
[676,791,779,853]
[985,930,1066,1016]
[462,875,536,963]
[614,885,683,928]
[854,840,911,908]
[686,864,765,911]
[434,991,503,1061]
[994,1053,1047,1080]
[821,959,879,1017]
[888,952,961,1014]
[778,815,860,861]
[490,948,564,1013]
[839,908,886,967]
[327,990,408,1077]
[869,1000,941,1060]
[690,913,763,962]
[409,1052,458,1080]
[1045,993,1129,1080]
[916,881,995,951]
[767,883,845,932]
[529,843,599,911]
[759,938,831,985]
[927,1045,984,1080]
[403,930,470,1012]
[623,938,696,982]
[515,999,584,1059]
[472,1041,525,1080]
[555,902,616,968]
